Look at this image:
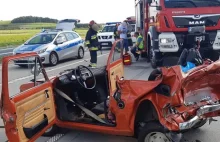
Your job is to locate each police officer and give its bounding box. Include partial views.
[85,20,100,68]
[131,32,144,61]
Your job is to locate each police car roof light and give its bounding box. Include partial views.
[41,29,63,33]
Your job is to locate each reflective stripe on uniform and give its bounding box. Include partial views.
[124,60,130,62]
[85,40,90,45]
[90,47,99,51]
[91,35,97,40]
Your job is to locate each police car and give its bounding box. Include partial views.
[13,19,85,66]
[97,22,120,49]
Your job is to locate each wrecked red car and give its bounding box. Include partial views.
[1,39,220,142]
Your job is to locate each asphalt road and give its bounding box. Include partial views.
[0,47,220,142]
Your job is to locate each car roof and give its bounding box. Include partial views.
[39,30,76,35]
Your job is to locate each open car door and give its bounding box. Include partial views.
[106,39,124,95]
[1,53,56,142]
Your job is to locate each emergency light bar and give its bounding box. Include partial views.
[41,29,63,33]
[106,22,121,25]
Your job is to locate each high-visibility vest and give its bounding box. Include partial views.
[137,35,144,49]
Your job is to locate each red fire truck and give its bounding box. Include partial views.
[135,0,220,68]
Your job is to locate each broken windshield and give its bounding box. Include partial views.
[164,0,220,8]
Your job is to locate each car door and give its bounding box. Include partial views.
[54,33,69,60]
[64,32,79,58]
[1,53,56,142]
[106,39,124,95]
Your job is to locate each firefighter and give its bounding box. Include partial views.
[85,20,100,68]
[130,32,143,61]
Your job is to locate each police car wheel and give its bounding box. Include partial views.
[77,47,84,59]
[49,52,58,66]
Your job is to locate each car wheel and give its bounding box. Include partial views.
[42,125,58,137]
[49,52,59,66]
[77,47,84,59]
[138,121,172,142]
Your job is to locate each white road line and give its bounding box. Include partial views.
[0,52,12,56]
[0,53,109,86]
[0,48,14,51]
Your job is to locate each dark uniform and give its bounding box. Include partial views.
[85,24,99,68]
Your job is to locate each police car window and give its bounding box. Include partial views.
[72,33,79,39]
[26,34,56,45]
[102,26,115,32]
[57,33,67,42]
[65,33,75,41]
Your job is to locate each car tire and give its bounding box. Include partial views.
[49,52,59,66]
[42,125,58,137]
[77,47,84,59]
[138,121,171,142]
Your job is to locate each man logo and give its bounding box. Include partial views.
[194,15,200,18]
[189,21,205,25]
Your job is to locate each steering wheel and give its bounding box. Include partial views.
[74,65,96,89]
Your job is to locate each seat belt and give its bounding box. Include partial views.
[54,88,107,124]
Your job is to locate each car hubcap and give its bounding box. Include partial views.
[144,132,171,142]
[79,48,84,57]
[51,54,57,64]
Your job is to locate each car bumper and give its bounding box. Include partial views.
[14,52,50,65]
[179,103,220,130]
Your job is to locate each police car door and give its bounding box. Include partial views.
[107,40,124,95]
[54,33,69,60]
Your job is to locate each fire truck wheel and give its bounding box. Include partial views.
[149,49,158,69]
[138,121,171,142]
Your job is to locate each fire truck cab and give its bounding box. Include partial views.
[135,0,220,68]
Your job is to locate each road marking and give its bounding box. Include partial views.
[0,48,14,51]
[0,53,109,86]
[0,52,12,56]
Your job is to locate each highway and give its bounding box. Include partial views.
[0,47,220,142]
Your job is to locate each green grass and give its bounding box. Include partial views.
[0,29,87,48]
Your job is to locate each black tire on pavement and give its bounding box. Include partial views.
[77,47,84,59]
[138,121,171,142]
[42,125,58,137]
[49,52,59,66]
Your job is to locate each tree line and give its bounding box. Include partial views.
[11,16,58,23]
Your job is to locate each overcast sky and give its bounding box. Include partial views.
[0,0,135,23]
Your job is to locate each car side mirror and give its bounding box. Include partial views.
[31,65,41,76]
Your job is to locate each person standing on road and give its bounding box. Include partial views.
[85,20,100,68]
[114,23,121,52]
[117,21,128,57]
[131,32,144,61]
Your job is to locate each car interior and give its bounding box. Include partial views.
[53,65,116,126]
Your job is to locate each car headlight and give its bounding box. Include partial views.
[37,48,47,54]
[160,38,173,43]
[109,36,113,39]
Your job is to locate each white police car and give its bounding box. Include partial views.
[13,19,85,66]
